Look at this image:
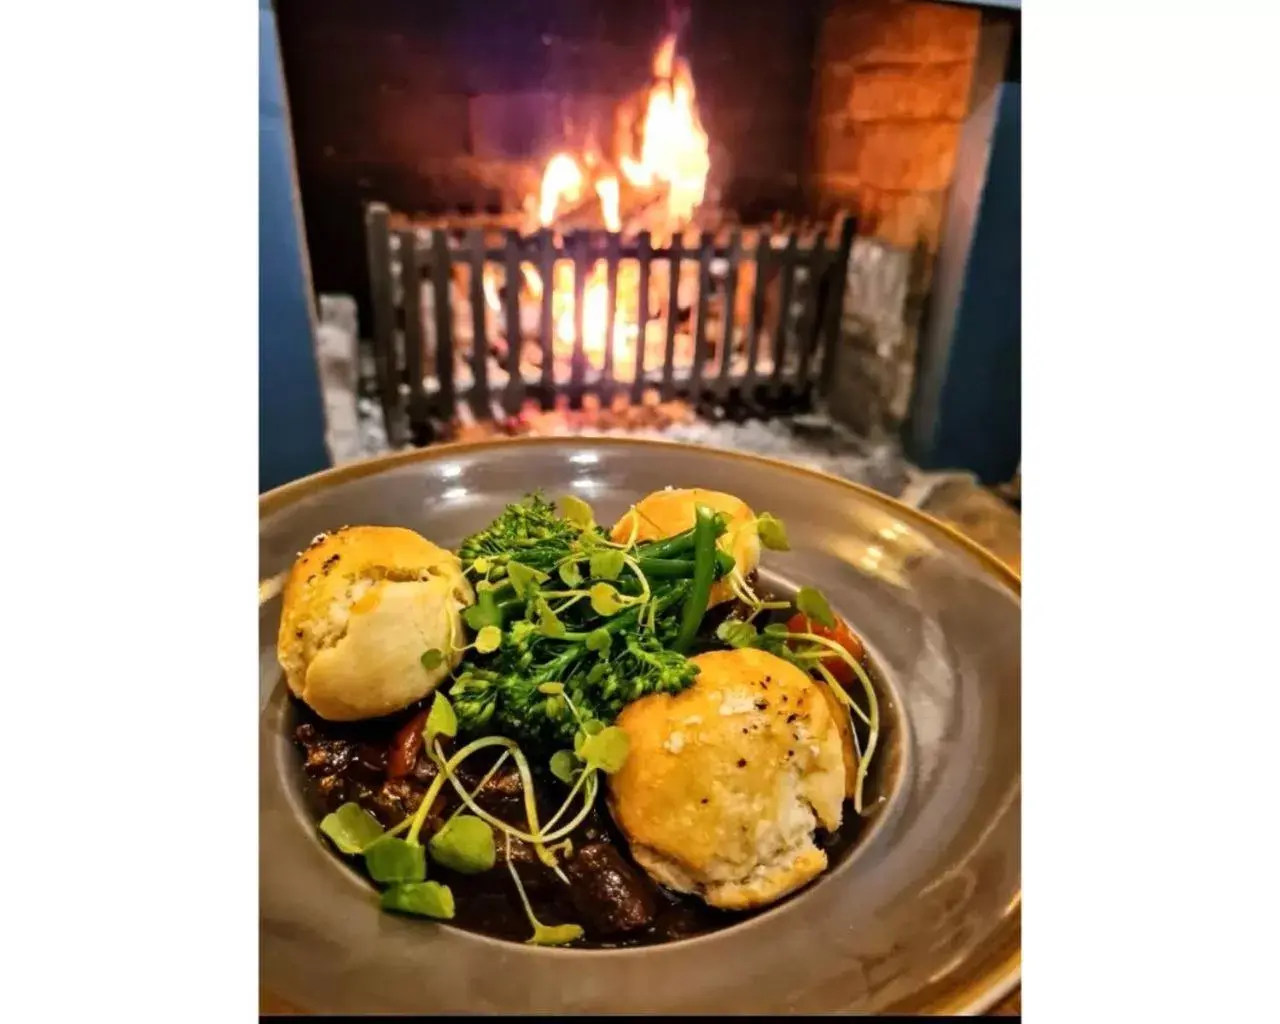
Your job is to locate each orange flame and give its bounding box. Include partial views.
[595,175,621,233]
[513,34,708,377]
[539,152,584,226]
[620,33,710,224]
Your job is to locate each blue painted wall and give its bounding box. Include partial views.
[928,73,1020,483]
[259,0,331,493]
[909,18,1020,485]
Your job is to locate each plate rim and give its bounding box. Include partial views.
[258,435,1020,1015]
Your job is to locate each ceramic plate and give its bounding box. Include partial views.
[259,438,1020,1014]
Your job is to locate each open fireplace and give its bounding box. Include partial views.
[275,0,1011,455]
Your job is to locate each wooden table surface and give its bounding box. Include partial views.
[261,484,1022,1016]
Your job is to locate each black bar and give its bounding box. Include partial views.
[364,203,403,446]
[771,232,800,391]
[502,229,524,416]
[743,229,770,394]
[632,231,652,404]
[795,230,828,391]
[817,214,857,396]
[466,228,489,417]
[602,230,620,405]
[570,232,588,409]
[397,228,431,441]
[716,228,743,397]
[538,229,555,409]
[689,231,713,401]
[429,228,456,419]
[662,233,683,401]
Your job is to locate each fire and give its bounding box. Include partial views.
[595,175,621,233]
[508,33,708,378]
[620,33,710,224]
[539,152,584,226]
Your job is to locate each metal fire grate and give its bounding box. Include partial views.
[364,203,856,445]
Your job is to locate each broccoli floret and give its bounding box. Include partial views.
[457,493,591,573]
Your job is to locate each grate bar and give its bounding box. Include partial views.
[429,228,455,419]
[364,203,403,445]
[743,229,771,394]
[569,232,587,409]
[465,229,489,417]
[602,230,620,405]
[771,232,800,393]
[795,230,828,392]
[632,231,652,404]
[397,228,430,440]
[816,214,858,397]
[689,231,714,400]
[537,229,555,409]
[716,228,743,399]
[502,229,523,415]
[661,233,682,401]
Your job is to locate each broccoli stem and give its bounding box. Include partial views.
[534,581,693,683]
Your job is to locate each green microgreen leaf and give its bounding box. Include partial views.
[462,587,501,630]
[795,586,836,628]
[536,598,566,638]
[507,560,549,598]
[318,802,385,855]
[474,624,502,655]
[472,556,491,575]
[427,815,496,874]
[584,628,612,654]
[530,922,585,946]
[559,495,596,531]
[763,622,790,636]
[549,749,580,783]
[716,619,759,649]
[572,721,603,756]
[558,561,583,587]
[425,693,458,751]
[420,648,445,671]
[589,582,627,616]
[538,682,565,695]
[578,725,630,774]
[380,881,455,919]
[589,548,625,581]
[364,837,427,884]
[755,513,790,551]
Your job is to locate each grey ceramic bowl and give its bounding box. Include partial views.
[259,438,1021,1014]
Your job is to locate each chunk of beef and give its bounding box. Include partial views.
[564,843,656,935]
